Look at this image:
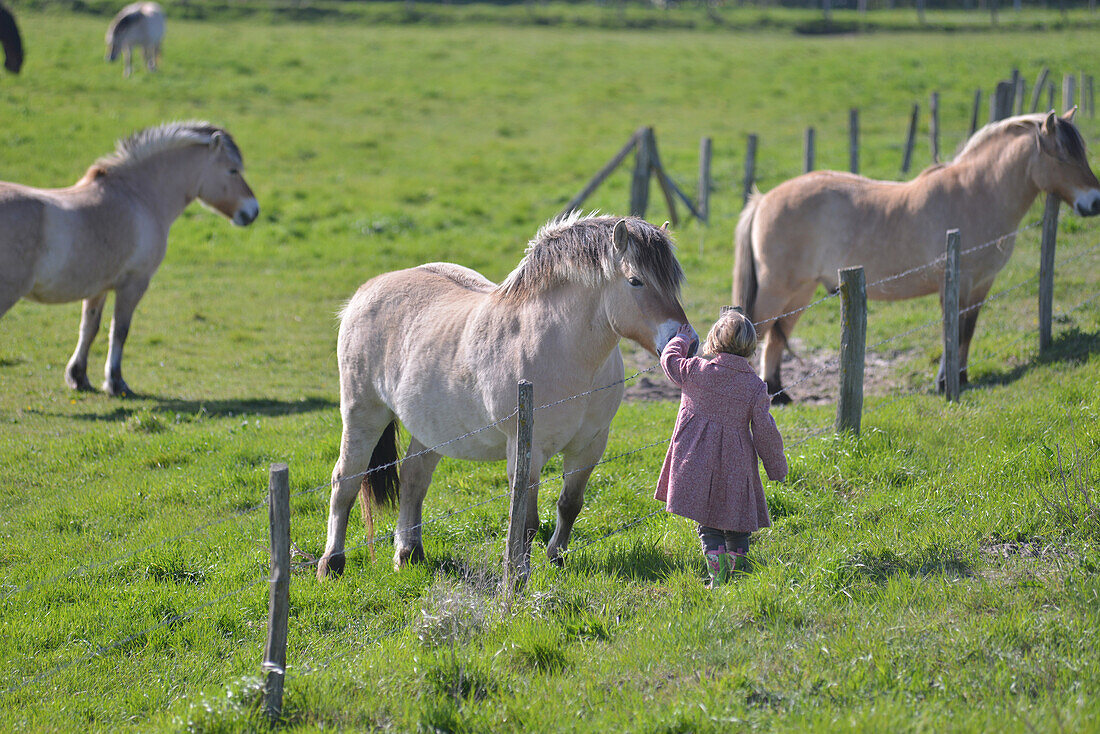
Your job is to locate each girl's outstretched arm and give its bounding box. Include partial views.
[750,387,788,481]
[660,323,700,386]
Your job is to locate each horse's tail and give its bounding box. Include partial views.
[357,419,401,561]
[360,419,400,515]
[733,189,761,323]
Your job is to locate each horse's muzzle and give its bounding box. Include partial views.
[232,199,260,226]
[1073,190,1100,217]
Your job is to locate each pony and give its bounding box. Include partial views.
[0,1,22,75]
[0,121,259,396]
[317,214,697,579]
[105,2,164,77]
[734,110,1100,402]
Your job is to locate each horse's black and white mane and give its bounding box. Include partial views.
[95,121,243,171]
[959,112,1086,160]
[495,212,684,300]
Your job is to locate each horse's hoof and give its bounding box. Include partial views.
[548,551,565,568]
[393,545,426,570]
[317,553,345,580]
[65,364,92,392]
[103,378,133,398]
[770,390,792,406]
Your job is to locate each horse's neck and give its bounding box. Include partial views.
[516,284,621,374]
[102,147,206,225]
[943,134,1040,227]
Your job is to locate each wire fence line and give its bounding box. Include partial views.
[1,215,1054,604]
[4,208,1093,705]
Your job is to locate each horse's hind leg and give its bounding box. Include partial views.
[754,284,814,404]
[65,292,108,391]
[393,436,442,570]
[937,285,990,391]
[547,427,610,565]
[318,401,393,579]
[123,47,132,77]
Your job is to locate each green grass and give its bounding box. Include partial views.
[1,7,1100,732]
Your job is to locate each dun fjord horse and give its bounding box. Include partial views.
[735,110,1100,402]
[0,1,22,75]
[318,214,698,578]
[0,121,259,396]
[106,2,164,77]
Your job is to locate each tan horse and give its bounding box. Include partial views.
[317,214,697,578]
[105,2,165,77]
[734,110,1100,402]
[0,121,259,396]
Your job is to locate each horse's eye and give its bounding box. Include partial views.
[228,169,240,176]
[627,276,644,288]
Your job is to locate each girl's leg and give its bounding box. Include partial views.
[697,524,726,588]
[723,531,751,572]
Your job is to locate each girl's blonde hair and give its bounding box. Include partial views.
[703,309,757,358]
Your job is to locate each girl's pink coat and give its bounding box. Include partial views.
[655,335,788,532]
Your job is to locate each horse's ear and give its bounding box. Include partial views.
[209,131,224,151]
[1062,106,1078,122]
[1042,111,1058,136]
[661,221,670,231]
[612,219,630,253]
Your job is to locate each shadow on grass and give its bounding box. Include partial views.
[66,395,336,422]
[970,326,1100,391]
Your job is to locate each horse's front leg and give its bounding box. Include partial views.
[547,427,611,566]
[65,292,108,391]
[123,47,133,77]
[937,284,989,392]
[103,278,150,397]
[393,437,441,570]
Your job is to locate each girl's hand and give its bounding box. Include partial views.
[676,323,695,338]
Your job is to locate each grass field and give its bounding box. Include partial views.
[1,6,1100,732]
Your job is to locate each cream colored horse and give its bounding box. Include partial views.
[105,2,164,77]
[317,214,698,578]
[734,110,1100,402]
[0,121,259,396]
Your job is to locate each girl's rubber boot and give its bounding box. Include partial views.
[705,546,725,589]
[724,550,749,575]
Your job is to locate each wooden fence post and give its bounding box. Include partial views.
[698,136,711,224]
[1029,67,1049,113]
[1038,194,1061,353]
[836,267,866,436]
[902,103,919,175]
[943,230,961,403]
[263,463,291,724]
[503,380,534,603]
[991,80,1014,121]
[930,91,940,164]
[630,127,653,218]
[1063,73,1076,113]
[849,108,859,174]
[1015,77,1026,116]
[969,89,982,138]
[804,127,815,174]
[1047,80,1054,112]
[743,133,758,206]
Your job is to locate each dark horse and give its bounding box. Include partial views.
[0,1,23,75]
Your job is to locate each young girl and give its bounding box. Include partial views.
[655,310,788,587]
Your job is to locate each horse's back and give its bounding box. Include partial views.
[111,2,164,43]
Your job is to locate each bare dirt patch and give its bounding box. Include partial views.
[621,340,917,405]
